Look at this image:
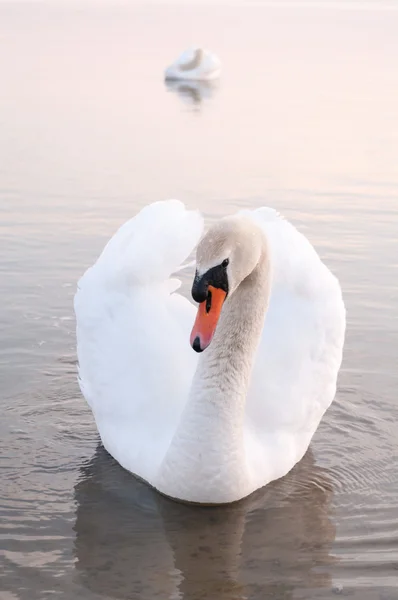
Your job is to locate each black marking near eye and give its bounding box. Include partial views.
[222,258,229,268]
[191,261,229,303]
[206,289,212,313]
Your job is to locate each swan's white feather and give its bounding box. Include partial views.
[75,200,345,498]
[75,200,203,482]
[241,207,345,488]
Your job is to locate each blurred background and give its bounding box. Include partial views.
[0,1,397,599]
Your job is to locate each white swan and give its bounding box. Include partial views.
[164,48,221,81]
[75,200,345,504]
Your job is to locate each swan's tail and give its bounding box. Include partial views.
[76,200,204,293]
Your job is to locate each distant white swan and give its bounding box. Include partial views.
[165,48,221,81]
[75,200,346,504]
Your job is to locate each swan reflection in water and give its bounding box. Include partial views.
[73,444,336,600]
[164,79,219,108]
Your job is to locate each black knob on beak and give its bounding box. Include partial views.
[192,336,203,353]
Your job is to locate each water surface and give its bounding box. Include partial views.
[1,2,398,599]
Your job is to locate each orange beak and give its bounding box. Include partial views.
[190,285,227,352]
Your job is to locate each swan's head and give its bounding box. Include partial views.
[190,216,264,352]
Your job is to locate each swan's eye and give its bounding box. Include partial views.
[222,258,229,268]
[206,289,212,313]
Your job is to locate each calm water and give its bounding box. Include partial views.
[1,2,398,599]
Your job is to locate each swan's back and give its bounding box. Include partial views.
[165,48,221,81]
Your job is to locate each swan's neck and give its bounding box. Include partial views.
[156,244,270,503]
